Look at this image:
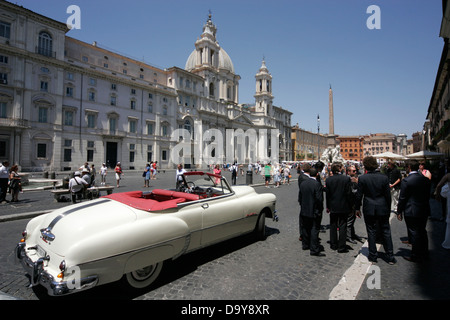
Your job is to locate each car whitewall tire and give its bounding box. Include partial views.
[122,261,164,289]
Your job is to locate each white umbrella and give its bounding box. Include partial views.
[406,150,444,159]
[372,152,407,160]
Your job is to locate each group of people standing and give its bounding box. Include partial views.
[0,160,22,203]
[298,156,436,264]
[143,161,158,187]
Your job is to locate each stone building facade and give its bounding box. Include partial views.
[0,2,292,171]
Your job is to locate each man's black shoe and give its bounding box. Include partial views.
[310,252,326,257]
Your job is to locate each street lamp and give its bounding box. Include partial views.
[317,114,320,160]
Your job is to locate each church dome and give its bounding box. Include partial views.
[185,47,235,74]
[185,13,235,74]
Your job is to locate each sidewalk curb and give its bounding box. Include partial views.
[0,210,51,223]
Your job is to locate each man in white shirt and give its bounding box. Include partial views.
[175,164,187,190]
[69,171,88,203]
[0,161,9,203]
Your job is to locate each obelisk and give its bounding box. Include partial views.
[329,85,334,135]
[327,85,337,147]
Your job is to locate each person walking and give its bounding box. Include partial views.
[144,163,151,187]
[396,160,431,262]
[0,160,9,203]
[355,156,396,265]
[298,167,325,257]
[264,163,272,188]
[114,162,123,187]
[231,162,238,185]
[213,164,222,185]
[283,165,291,185]
[100,163,107,185]
[385,161,402,215]
[297,163,310,242]
[325,162,352,253]
[152,161,158,180]
[346,165,363,244]
[8,164,22,202]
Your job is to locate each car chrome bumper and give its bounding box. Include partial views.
[16,242,99,296]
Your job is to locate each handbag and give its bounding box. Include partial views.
[441,183,450,198]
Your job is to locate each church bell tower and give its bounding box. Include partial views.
[254,59,273,116]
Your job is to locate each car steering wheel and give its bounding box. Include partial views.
[186,181,195,193]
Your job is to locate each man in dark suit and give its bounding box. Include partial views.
[298,163,311,242]
[397,160,431,262]
[355,156,396,264]
[299,167,325,256]
[326,162,352,252]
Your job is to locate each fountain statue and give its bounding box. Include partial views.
[320,146,345,165]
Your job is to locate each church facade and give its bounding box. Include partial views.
[0,1,292,171]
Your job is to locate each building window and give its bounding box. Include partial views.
[0,102,6,118]
[111,83,117,90]
[184,119,192,134]
[148,103,153,113]
[89,78,96,86]
[0,21,11,39]
[40,81,48,92]
[147,123,153,135]
[38,107,48,123]
[162,124,168,137]
[87,141,95,162]
[64,110,74,126]
[209,83,215,97]
[63,149,72,162]
[162,150,167,161]
[163,106,168,116]
[66,86,73,97]
[38,31,53,57]
[87,114,96,128]
[37,143,47,158]
[110,95,116,106]
[88,91,95,101]
[0,73,8,85]
[129,120,137,133]
[109,118,116,134]
[0,55,8,64]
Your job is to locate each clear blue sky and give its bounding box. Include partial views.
[13,0,444,138]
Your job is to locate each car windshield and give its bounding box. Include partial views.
[183,172,232,195]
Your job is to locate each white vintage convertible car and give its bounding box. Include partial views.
[16,171,277,296]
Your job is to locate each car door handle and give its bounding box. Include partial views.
[201,203,209,209]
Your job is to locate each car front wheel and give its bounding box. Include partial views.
[122,261,163,289]
[255,212,266,240]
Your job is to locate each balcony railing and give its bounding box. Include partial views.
[0,117,30,128]
[35,46,56,58]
